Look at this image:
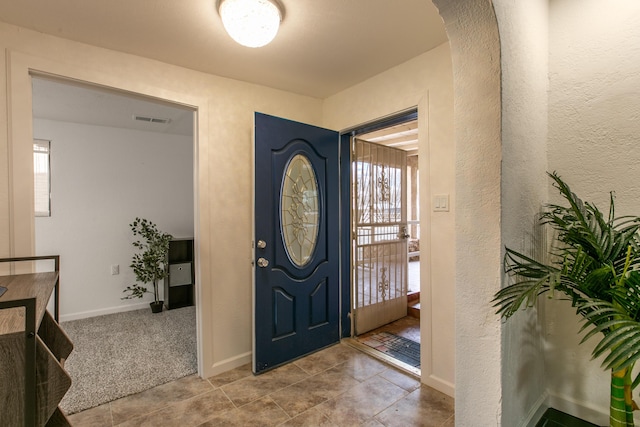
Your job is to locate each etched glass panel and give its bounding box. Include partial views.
[281,154,319,267]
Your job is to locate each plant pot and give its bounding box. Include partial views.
[150,301,164,313]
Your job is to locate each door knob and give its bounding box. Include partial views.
[257,257,269,268]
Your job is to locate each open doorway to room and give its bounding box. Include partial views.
[30,75,198,414]
[349,112,421,374]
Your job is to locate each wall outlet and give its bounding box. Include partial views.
[111,264,119,275]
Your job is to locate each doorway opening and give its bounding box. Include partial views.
[30,74,199,413]
[347,110,421,374]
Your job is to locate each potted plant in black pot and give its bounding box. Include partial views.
[122,217,172,313]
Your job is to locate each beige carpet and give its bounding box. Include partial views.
[59,305,197,414]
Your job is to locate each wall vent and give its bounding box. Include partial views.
[133,115,171,124]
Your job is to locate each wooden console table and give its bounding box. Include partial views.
[0,256,73,426]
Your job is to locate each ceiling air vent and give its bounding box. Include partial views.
[133,115,171,124]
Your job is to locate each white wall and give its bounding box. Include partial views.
[323,42,455,397]
[493,0,550,425]
[546,1,640,424]
[33,118,194,321]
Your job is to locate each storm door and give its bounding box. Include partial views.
[352,138,408,335]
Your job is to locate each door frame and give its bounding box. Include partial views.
[339,109,419,339]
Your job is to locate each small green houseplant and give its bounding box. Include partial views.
[122,217,172,313]
[493,172,640,427]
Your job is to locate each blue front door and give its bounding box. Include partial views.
[253,112,340,374]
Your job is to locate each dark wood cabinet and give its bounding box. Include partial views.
[0,256,72,426]
[165,238,195,310]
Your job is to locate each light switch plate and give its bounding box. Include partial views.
[433,194,450,212]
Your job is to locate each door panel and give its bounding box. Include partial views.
[353,138,408,335]
[253,112,340,374]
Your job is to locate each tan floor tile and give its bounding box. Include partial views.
[386,317,421,343]
[292,343,362,375]
[357,316,421,345]
[198,396,290,427]
[360,419,386,427]
[374,385,454,427]
[67,319,448,427]
[221,363,310,407]
[317,375,408,425]
[207,363,252,388]
[270,365,361,417]
[379,367,421,392]
[331,352,390,382]
[277,408,338,426]
[117,389,235,427]
[67,403,112,427]
[111,375,213,424]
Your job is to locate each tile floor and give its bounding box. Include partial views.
[356,332,420,368]
[68,342,453,426]
[357,316,421,344]
[354,316,421,375]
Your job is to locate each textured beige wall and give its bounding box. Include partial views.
[0,21,324,378]
[323,42,455,397]
[431,0,503,425]
[493,0,550,425]
[546,1,640,424]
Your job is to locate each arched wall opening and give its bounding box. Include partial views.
[431,0,503,424]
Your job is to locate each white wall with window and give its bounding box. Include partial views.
[34,118,194,321]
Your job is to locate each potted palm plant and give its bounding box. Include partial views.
[493,172,640,427]
[122,217,173,313]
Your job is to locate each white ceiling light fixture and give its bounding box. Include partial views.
[218,0,284,48]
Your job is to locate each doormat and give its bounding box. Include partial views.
[360,331,420,367]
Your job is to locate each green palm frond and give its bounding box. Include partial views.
[492,248,559,318]
[578,300,640,372]
[610,270,640,321]
[542,173,638,276]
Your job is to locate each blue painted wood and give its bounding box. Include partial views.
[254,112,340,374]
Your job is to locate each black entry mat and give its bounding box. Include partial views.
[361,331,420,367]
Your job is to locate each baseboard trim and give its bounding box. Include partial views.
[523,391,549,427]
[60,301,152,322]
[205,351,252,378]
[422,373,455,398]
[546,392,617,426]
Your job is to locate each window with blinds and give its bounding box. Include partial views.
[34,139,51,217]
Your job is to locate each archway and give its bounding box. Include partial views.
[430,0,503,425]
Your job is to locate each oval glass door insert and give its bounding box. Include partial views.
[281,153,319,267]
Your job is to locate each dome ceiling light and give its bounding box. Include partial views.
[217,0,284,48]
